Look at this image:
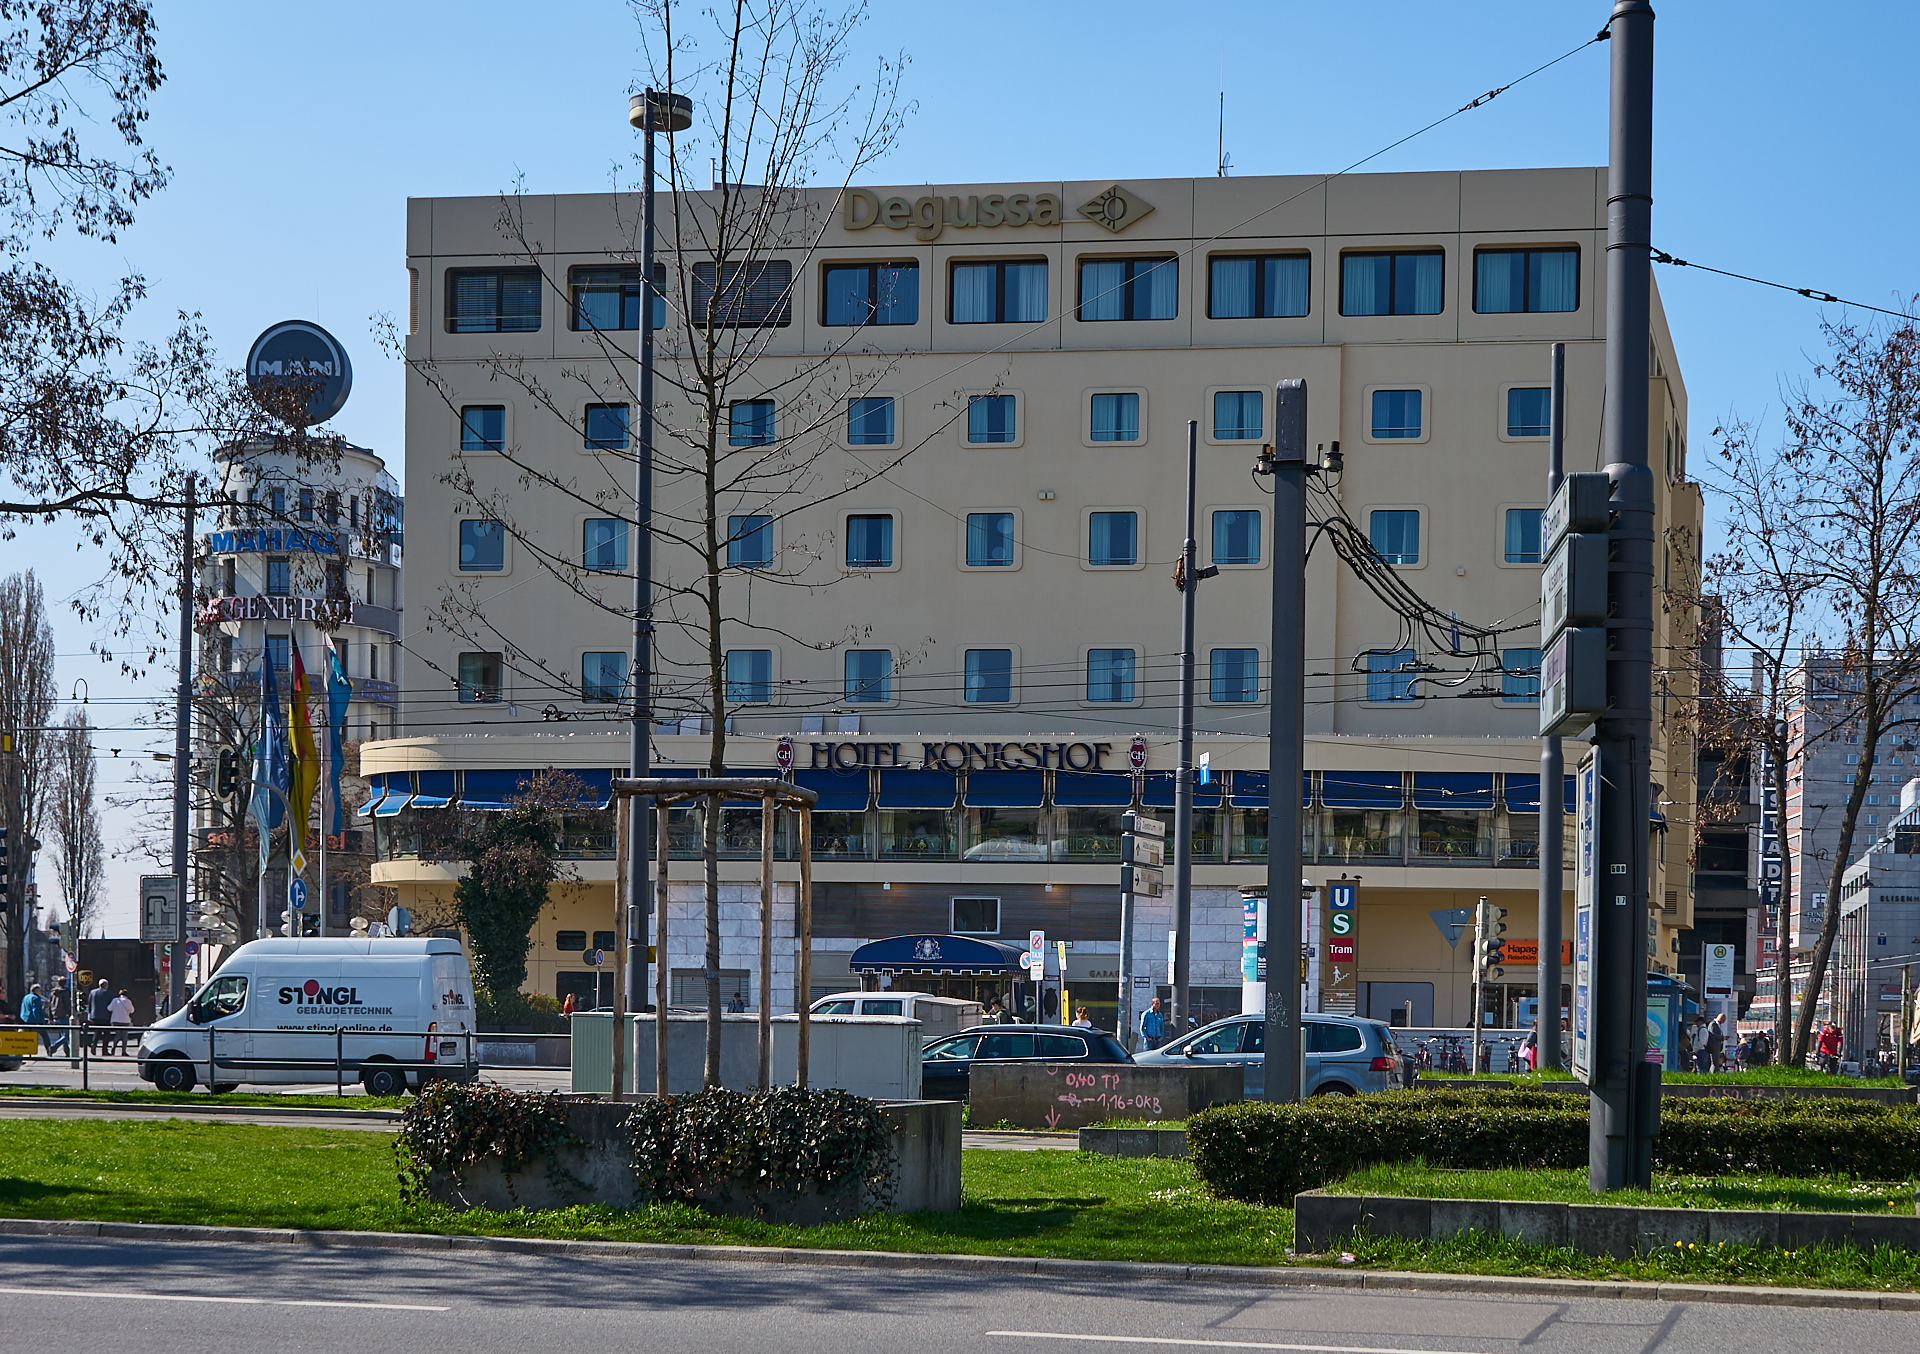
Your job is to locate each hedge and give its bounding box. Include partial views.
[395,1081,580,1202]
[1188,1089,1920,1205]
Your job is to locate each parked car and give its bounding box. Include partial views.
[810,991,982,1041]
[1134,1012,1402,1097]
[920,1022,1131,1100]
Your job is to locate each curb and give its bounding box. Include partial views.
[0,1097,400,1122]
[0,1216,1914,1311]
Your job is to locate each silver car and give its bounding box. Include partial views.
[1135,1012,1402,1096]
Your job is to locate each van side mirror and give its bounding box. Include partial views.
[185,1004,205,1026]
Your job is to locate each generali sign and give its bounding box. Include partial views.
[197,595,354,626]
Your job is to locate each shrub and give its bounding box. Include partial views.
[395,1081,581,1202]
[626,1087,896,1216]
[1188,1089,1920,1205]
[476,987,568,1033]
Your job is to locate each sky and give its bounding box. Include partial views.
[9,0,1916,936]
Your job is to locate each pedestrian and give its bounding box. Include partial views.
[1690,1016,1713,1073]
[18,985,44,1053]
[727,991,746,1013]
[107,988,135,1055]
[1140,996,1167,1051]
[1816,1021,1843,1074]
[44,983,69,1056]
[560,992,578,1017]
[1520,1026,1537,1071]
[1070,1006,1094,1030]
[1705,1013,1726,1073]
[85,979,112,1052]
[983,1000,1007,1025]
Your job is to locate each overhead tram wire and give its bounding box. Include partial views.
[1650,250,1917,322]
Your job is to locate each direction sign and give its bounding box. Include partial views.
[1329,911,1355,938]
[1122,834,1164,869]
[138,874,180,943]
[289,878,308,911]
[1122,811,1165,838]
[1121,864,1165,896]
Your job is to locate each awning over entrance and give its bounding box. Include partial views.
[849,934,1025,976]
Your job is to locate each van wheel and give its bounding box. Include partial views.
[152,1058,194,1093]
[361,1062,402,1097]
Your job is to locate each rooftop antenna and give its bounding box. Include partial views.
[1217,57,1232,177]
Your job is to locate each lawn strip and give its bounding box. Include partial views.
[1321,1161,1919,1212]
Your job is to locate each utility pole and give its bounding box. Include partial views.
[169,474,195,1014]
[1260,379,1308,1103]
[1538,343,1566,1070]
[1592,0,1658,1191]
[1172,419,1212,1037]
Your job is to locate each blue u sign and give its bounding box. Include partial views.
[1329,883,1357,911]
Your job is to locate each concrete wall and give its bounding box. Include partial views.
[968,1062,1242,1130]
[571,1010,922,1098]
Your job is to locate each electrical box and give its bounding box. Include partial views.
[1540,627,1608,737]
[1541,531,1610,636]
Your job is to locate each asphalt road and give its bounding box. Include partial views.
[0,1235,1913,1354]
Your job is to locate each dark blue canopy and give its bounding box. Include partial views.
[1412,773,1495,810]
[1052,770,1134,807]
[1142,771,1222,808]
[964,770,1045,808]
[1322,771,1404,809]
[795,768,870,813]
[877,769,957,810]
[411,770,456,809]
[460,768,529,811]
[849,933,1025,975]
[1502,774,1577,814]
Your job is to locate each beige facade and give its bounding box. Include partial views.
[373,167,1701,1028]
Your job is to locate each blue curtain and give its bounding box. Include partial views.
[1267,256,1310,316]
[964,648,1012,702]
[1087,649,1135,702]
[1343,254,1390,315]
[1406,253,1443,314]
[1476,250,1524,313]
[844,649,891,702]
[951,263,997,322]
[1004,262,1048,321]
[1089,511,1136,566]
[1137,258,1177,318]
[1369,510,1419,565]
[1090,392,1138,441]
[1211,257,1255,317]
[1365,651,1416,702]
[1504,508,1542,563]
[1213,390,1262,439]
[1209,648,1259,702]
[823,265,868,324]
[1079,260,1125,321]
[1534,249,1578,311]
[1212,509,1259,564]
[966,513,1013,566]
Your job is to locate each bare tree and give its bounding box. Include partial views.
[48,710,103,939]
[0,570,55,998]
[402,0,924,1085]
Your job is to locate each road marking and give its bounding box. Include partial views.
[0,1285,448,1312]
[988,1333,1493,1354]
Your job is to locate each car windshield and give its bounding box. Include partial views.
[1186,1022,1244,1055]
[924,1034,979,1060]
[813,1000,856,1015]
[190,975,246,1023]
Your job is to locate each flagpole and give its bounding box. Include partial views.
[258,630,269,941]
[317,629,327,938]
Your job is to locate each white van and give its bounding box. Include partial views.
[137,937,479,1095]
[809,991,982,1042]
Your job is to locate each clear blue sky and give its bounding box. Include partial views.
[19,0,1915,934]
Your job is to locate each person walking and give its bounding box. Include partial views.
[85,979,112,1052]
[727,991,746,1013]
[18,984,44,1052]
[560,992,578,1017]
[1070,1006,1094,1030]
[1705,1013,1727,1073]
[1140,996,1167,1051]
[107,989,135,1055]
[1689,1016,1713,1073]
[43,983,69,1056]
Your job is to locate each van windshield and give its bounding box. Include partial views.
[189,976,246,1024]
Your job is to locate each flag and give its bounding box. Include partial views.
[288,643,320,874]
[252,639,286,877]
[326,646,351,836]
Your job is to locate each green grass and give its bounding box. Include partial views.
[1,1119,1916,1289]
[1418,1068,1910,1089]
[0,1086,408,1110]
[1321,1161,1920,1213]
[1094,1118,1188,1129]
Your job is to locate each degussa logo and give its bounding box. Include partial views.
[279,979,362,1006]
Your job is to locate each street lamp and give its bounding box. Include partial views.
[625,88,692,1012]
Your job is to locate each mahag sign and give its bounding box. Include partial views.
[246,320,352,426]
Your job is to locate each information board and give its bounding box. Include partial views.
[1571,746,1599,1084]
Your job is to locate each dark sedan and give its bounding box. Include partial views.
[921,1023,1131,1099]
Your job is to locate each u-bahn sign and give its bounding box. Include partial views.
[246,320,353,426]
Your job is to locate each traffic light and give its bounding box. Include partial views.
[1484,906,1509,982]
[216,748,238,799]
[0,825,9,870]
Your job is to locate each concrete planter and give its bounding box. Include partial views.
[426,1097,959,1223]
[969,1063,1241,1131]
[1078,1126,1187,1158]
[1295,1187,1920,1257]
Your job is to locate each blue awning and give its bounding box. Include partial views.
[571,768,614,809]
[1142,771,1222,809]
[876,769,957,811]
[357,773,388,817]
[373,773,413,817]
[849,933,1024,975]
[411,770,455,809]
[795,768,870,813]
[1053,770,1134,807]
[1412,773,1495,810]
[461,768,528,811]
[1322,772,1404,809]
[964,770,1046,808]
[1502,774,1577,814]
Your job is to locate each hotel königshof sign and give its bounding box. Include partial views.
[806,740,1125,771]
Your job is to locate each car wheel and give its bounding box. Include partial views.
[152,1058,195,1093]
[361,1062,402,1097]
[1312,1084,1354,1097]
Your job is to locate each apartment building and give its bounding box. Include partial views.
[367,167,1701,1028]
[1834,778,1920,1061]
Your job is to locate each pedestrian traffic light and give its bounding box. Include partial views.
[216,748,237,799]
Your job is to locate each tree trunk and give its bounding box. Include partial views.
[1798,696,1881,1062]
[703,790,721,1089]
[1769,726,1794,1063]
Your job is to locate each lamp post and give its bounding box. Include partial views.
[626,89,693,1014]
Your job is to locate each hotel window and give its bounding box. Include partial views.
[1474,247,1578,313]
[1210,648,1260,703]
[845,514,894,568]
[1088,511,1138,566]
[1366,649,1418,703]
[1340,250,1443,316]
[1077,255,1177,321]
[847,396,895,445]
[729,399,775,447]
[691,259,793,328]
[952,897,1000,935]
[965,512,1014,567]
[460,405,505,452]
[966,395,1015,444]
[950,259,1047,323]
[323,491,339,526]
[266,557,291,596]
[1370,390,1423,439]
[447,267,542,333]
[584,403,629,450]
[1209,254,1310,318]
[459,519,506,572]
[844,649,892,703]
[1506,387,1551,438]
[218,634,234,673]
[1501,648,1542,704]
[1504,508,1543,564]
[569,263,665,331]
[822,261,918,326]
[1212,390,1263,440]
[581,651,625,702]
[725,649,774,704]
[583,518,628,572]
[1086,649,1136,702]
[269,487,285,517]
[965,648,1013,703]
[1212,509,1260,565]
[298,488,313,522]
[1369,510,1420,565]
[458,652,502,703]
[1089,392,1140,443]
[220,558,235,594]
[727,514,773,568]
